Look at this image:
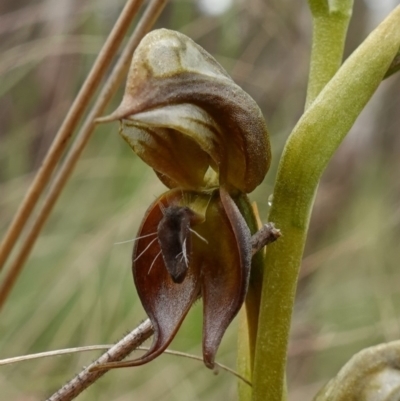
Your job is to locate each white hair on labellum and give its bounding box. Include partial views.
[174,237,188,267]
[114,232,157,245]
[134,237,158,263]
[148,250,162,275]
[182,238,188,266]
[189,228,208,244]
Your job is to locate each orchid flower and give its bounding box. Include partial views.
[97,29,271,369]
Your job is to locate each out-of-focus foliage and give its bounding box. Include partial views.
[0,0,400,400]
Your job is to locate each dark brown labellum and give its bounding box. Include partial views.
[157,206,196,284]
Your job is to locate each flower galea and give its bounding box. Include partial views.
[97,29,271,369]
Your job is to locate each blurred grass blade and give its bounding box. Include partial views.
[0,0,168,311]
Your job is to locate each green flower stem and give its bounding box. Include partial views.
[236,196,266,401]
[240,2,353,399]
[237,308,253,401]
[252,6,400,401]
[306,0,353,109]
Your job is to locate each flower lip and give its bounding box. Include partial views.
[129,188,252,369]
[130,190,202,367]
[157,205,202,284]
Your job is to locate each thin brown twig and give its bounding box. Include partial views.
[46,320,153,401]
[251,223,281,256]
[0,0,144,273]
[45,223,279,401]
[0,0,168,311]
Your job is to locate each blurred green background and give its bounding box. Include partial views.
[1,0,400,399]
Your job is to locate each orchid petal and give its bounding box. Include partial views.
[119,103,221,190]
[131,190,201,365]
[193,189,252,368]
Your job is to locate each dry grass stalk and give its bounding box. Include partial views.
[0,0,144,272]
[0,0,169,310]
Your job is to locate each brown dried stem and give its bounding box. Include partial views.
[46,319,153,401]
[0,0,144,272]
[251,223,281,256]
[0,0,169,311]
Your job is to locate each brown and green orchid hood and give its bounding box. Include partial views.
[98,28,270,194]
[97,29,271,369]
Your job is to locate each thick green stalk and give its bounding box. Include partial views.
[252,6,400,401]
[240,2,352,399]
[306,0,353,108]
